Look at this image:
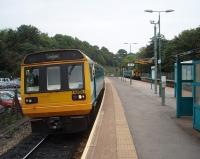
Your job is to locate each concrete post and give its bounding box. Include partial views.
[154,24,158,94]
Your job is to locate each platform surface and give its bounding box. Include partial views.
[111,77,200,159]
[82,78,138,159]
[82,77,200,159]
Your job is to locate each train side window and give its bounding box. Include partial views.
[47,66,61,90]
[89,65,94,81]
[26,68,39,92]
[68,64,83,89]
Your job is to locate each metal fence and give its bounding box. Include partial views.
[141,72,174,80]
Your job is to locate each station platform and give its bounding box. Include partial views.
[82,77,200,159]
[81,78,138,159]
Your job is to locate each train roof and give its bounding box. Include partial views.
[22,49,95,65]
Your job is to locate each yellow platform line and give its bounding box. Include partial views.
[110,79,138,159]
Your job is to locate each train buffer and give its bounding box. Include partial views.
[81,77,200,159]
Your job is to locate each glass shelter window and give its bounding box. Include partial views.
[68,64,83,89]
[194,64,200,105]
[182,65,192,80]
[47,66,61,90]
[181,65,193,97]
[195,64,200,82]
[26,68,39,92]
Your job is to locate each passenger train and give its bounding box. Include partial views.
[20,49,104,133]
[123,69,141,80]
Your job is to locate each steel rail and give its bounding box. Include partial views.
[22,135,48,159]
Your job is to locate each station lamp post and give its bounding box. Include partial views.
[144,9,174,96]
[150,20,158,94]
[124,42,138,54]
[123,42,138,83]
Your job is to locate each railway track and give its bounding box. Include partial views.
[0,133,86,159]
[0,134,47,159]
[22,135,48,159]
[0,89,104,159]
[26,134,81,159]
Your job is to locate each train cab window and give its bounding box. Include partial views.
[25,68,39,92]
[47,66,61,90]
[68,64,83,89]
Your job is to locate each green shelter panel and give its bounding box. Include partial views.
[176,60,193,118]
[181,82,192,97]
[194,107,200,130]
[194,86,200,106]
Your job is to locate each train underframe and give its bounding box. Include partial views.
[30,115,90,134]
[30,88,104,134]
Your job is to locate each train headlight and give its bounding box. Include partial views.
[25,97,38,104]
[72,93,86,101]
[78,95,82,99]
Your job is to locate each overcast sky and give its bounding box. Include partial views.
[0,0,199,53]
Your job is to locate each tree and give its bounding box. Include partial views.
[0,25,116,76]
[117,49,127,58]
[1,24,200,77]
[17,25,40,45]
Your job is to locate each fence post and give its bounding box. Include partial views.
[14,89,23,118]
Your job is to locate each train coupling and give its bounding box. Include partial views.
[47,117,62,129]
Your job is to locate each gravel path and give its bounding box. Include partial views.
[0,120,31,156]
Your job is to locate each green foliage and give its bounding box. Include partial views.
[117,49,127,58]
[136,27,200,73]
[0,25,115,77]
[1,24,200,77]
[122,53,136,68]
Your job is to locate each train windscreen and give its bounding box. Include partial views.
[68,64,83,89]
[47,66,61,91]
[25,63,84,93]
[25,68,39,92]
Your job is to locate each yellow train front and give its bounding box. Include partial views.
[21,49,104,133]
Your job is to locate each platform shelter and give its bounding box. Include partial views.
[175,49,200,131]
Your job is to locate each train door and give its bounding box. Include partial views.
[93,64,97,100]
[90,64,96,103]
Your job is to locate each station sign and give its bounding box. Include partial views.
[151,66,155,79]
[161,76,166,88]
